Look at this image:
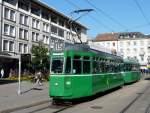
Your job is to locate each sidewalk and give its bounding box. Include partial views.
[0,81,51,112]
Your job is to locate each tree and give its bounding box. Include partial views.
[31,42,49,71]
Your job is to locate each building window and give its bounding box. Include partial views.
[140,41,144,46]
[58,28,64,37]
[32,19,40,29]
[24,16,28,25]
[9,41,14,52]
[4,24,9,35]
[43,23,49,32]
[19,28,28,40]
[4,8,9,19]
[133,41,137,46]
[10,10,15,21]
[24,30,28,40]
[42,10,49,20]
[10,26,15,37]
[51,38,55,47]
[19,28,23,39]
[19,14,28,26]
[19,43,28,53]
[51,14,58,23]
[3,40,8,51]
[20,14,24,24]
[51,25,57,35]
[18,0,29,11]
[3,40,14,52]
[32,32,39,42]
[4,0,16,5]
[19,43,23,53]
[4,7,15,21]
[119,42,123,47]
[31,5,40,16]
[113,42,115,47]
[36,21,40,29]
[24,44,28,53]
[127,48,130,54]
[58,19,64,27]
[43,35,49,44]
[4,24,15,37]
[120,49,123,53]
[140,48,144,52]
[127,41,130,46]
[107,42,110,47]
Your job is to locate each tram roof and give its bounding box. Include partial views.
[123,58,139,64]
[63,43,123,60]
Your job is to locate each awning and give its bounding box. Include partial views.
[0,52,18,59]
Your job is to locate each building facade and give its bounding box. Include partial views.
[0,0,87,77]
[92,32,150,68]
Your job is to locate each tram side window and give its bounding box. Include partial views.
[65,57,71,74]
[100,60,106,73]
[114,63,119,72]
[73,56,81,74]
[83,57,90,74]
[108,61,113,72]
[93,61,99,74]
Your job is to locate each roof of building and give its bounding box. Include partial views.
[95,33,118,41]
[94,32,149,42]
[32,0,87,29]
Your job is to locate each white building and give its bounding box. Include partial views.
[0,0,88,77]
[91,32,150,68]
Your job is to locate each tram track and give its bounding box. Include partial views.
[119,83,150,113]
[0,100,51,113]
[1,99,74,113]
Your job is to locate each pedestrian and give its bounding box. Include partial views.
[35,70,43,86]
[9,69,13,78]
[1,68,4,78]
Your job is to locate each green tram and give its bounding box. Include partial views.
[122,59,141,83]
[49,44,124,100]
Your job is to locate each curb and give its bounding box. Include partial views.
[0,100,51,113]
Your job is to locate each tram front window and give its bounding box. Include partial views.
[51,58,64,74]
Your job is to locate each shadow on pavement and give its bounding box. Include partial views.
[0,79,17,85]
[21,87,43,94]
[145,77,150,81]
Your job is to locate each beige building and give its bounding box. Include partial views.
[91,32,150,68]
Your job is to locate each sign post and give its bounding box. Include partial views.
[18,54,21,95]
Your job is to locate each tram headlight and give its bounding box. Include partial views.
[66,81,71,85]
[54,82,58,86]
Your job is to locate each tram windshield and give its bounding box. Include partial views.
[51,58,64,74]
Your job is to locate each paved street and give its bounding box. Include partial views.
[0,75,149,113]
[0,81,50,113]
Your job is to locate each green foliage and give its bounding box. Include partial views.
[31,42,50,70]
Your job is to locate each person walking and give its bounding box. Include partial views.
[1,68,4,78]
[35,70,43,86]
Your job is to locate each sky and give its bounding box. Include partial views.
[41,0,150,38]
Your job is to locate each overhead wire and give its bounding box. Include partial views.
[133,0,150,25]
[65,0,114,32]
[85,0,127,29]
